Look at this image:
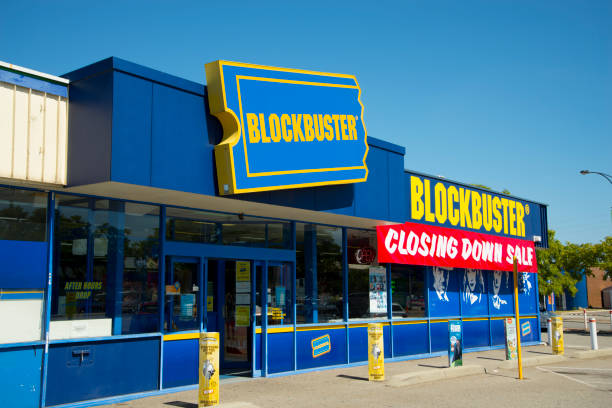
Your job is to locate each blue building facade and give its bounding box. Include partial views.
[0,58,548,408]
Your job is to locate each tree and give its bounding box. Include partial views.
[537,231,612,296]
[536,230,580,296]
[593,236,612,280]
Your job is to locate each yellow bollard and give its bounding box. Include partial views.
[199,332,220,407]
[367,323,385,381]
[551,317,564,355]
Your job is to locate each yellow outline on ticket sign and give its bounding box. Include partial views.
[205,60,369,196]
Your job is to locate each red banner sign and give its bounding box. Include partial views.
[377,222,537,273]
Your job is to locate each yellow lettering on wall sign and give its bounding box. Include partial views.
[424,179,435,222]
[459,188,472,228]
[448,186,459,226]
[246,113,260,143]
[411,176,424,220]
[434,182,447,224]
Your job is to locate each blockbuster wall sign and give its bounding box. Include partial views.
[205,61,369,195]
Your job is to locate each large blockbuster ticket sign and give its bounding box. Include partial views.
[205,60,368,195]
[377,222,537,273]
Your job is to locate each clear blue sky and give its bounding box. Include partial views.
[1,0,610,244]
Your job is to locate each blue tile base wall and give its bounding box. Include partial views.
[46,337,160,406]
[0,346,43,408]
[162,339,198,388]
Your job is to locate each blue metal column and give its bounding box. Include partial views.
[262,260,268,376]
[535,272,541,342]
[291,222,297,372]
[108,201,125,335]
[250,260,257,375]
[40,191,55,408]
[199,257,205,332]
[342,228,349,364]
[304,225,317,323]
[426,266,432,354]
[387,263,393,357]
[158,206,166,390]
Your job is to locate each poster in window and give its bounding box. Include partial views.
[369,266,387,314]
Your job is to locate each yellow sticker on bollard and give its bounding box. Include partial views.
[551,317,564,355]
[368,323,384,381]
[199,332,220,407]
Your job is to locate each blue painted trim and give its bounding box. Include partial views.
[0,69,68,97]
[367,136,405,155]
[0,340,45,349]
[164,241,295,262]
[49,333,162,345]
[0,291,44,299]
[41,191,55,408]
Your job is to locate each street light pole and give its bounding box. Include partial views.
[580,170,612,185]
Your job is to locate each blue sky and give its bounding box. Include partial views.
[1,1,610,244]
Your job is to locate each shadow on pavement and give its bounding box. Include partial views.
[418,363,447,369]
[164,401,197,408]
[336,374,369,381]
[477,356,503,361]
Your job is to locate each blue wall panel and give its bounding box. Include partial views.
[348,326,367,363]
[519,317,539,344]
[491,319,506,346]
[0,240,47,289]
[46,337,160,406]
[463,320,490,349]
[255,333,261,371]
[518,273,538,316]
[0,346,42,408]
[267,332,293,373]
[151,83,215,195]
[489,270,514,315]
[383,324,392,358]
[297,328,346,370]
[460,269,489,316]
[162,339,198,388]
[392,322,428,357]
[430,322,448,352]
[66,69,113,186]
[111,72,152,185]
[429,268,460,317]
[353,147,389,220]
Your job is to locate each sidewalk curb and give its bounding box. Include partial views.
[386,365,485,387]
[573,348,612,359]
[497,354,565,369]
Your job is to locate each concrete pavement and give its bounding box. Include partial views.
[99,332,612,408]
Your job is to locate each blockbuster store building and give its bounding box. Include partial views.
[0,58,548,407]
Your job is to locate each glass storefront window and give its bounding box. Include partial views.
[391,265,426,318]
[268,263,292,325]
[0,187,47,241]
[51,195,160,338]
[347,229,386,320]
[296,224,343,323]
[165,260,199,332]
[165,207,290,249]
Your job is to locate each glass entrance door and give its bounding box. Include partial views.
[207,259,254,375]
